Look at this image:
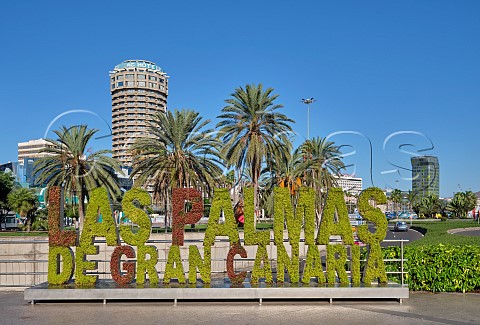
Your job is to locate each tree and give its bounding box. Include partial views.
[447,191,477,218]
[7,188,38,232]
[271,149,301,195]
[130,109,224,211]
[0,171,15,229]
[406,190,418,212]
[33,125,121,232]
[414,194,440,218]
[390,189,403,215]
[296,137,345,218]
[217,84,294,214]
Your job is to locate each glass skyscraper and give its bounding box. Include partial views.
[411,155,440,198]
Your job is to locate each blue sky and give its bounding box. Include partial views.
[0,0,478,197]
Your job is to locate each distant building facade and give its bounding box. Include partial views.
[335,174,363,196]
[17,139,53,164]
[411,155,440,198]
[110,60,169,166]
[0,159,44,188]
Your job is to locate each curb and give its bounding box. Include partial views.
[447,227,480,234]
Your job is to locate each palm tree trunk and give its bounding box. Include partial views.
[26,212,31,232]
[78,188,85,235]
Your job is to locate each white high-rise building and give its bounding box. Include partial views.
[17,139,54,164]
[335,174,363,196]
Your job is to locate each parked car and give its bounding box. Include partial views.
[398,211,418,219]
[394,221,408,232]
[385,212,396,220]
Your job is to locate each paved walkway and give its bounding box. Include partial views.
[0,291,479,324]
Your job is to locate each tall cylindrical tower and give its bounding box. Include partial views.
[110,60,168,166]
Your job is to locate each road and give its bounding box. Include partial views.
[362,223,423,247]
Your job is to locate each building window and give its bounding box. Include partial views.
[126,81,134,86]
[117,82,124,87]
[137,74,146,80]
[126,74,134,80]
[138,81,146,87]
[149,76,157,81]
[116,75,124,81]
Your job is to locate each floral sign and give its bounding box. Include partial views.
[47,186,388,286]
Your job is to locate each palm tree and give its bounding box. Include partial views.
[7,188,38,232]
[217,84,294,214]
[414,194,440,218]
[0,171,15,229]
[34,125,121,231]
[390,189,403,215]
[406,190,417,212]
[447,191,477,218]
[130,109,224,210]
[296,137,345,218]
[272,149,302,195]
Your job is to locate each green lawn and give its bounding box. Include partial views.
[407,220,480,247]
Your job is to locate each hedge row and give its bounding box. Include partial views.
[383,245,480,293]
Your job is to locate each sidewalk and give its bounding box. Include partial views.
[0,291,479,324]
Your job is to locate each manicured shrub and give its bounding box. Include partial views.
[75,187,119,286]
[273,187,315,245]
[203,188,240,246]
[251,244,273,284]
[172,188,203,246]
[357,187,388,284]
[48,246,74,285]
[326,244,348,284]
[137,245,159,285]
[226,243,247,284]
[318,188,354,245]
[406,245,480,292]
[120,188,151,246]
[244,188,270,246]
[381,244,480,292]
[276,243,299,283]
[110,245,135,286]
[188,245,211,284]
[163,245,186,284]
[47,186,76,285]
[47,187,76,247]
[302,245,326,284]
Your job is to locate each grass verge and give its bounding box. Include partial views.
[407,219,480,247]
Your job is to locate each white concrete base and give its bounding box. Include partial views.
[24,280,408,304]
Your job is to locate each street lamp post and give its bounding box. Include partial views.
[301,98,316,140]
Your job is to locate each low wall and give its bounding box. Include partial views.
[0,231,311,287]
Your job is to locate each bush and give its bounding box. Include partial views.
[382,245,480,292]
